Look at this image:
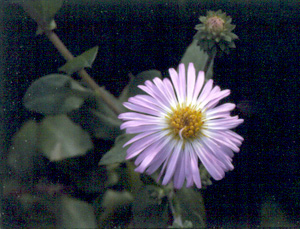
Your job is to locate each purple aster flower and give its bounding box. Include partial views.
[118,63,244,189]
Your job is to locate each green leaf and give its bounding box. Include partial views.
[199,16,206,23]
[22,0,63,24]
[94,190,134,228]
[59,196,97,228]
[118,70,162,103]
[38,114,93,161]
[8,120,44,176]
[130,185,169,228]
[18,192,58,228]
[229,32,239,40]
[88,109,122,140]
[68,88,123,140]
[223,35,232,42]
[23,74,92,115]
[68,92,123,140]
[99,134,134,166]
[175,188,206,227]
[58,46,99,75]
[180,39,214,80]
[228,41,236,48]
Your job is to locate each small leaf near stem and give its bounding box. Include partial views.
[58,46,99,75]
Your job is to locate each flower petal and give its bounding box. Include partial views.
[192,71,205,103]
[126,132,165,159]
[138,84,171,113]
[173,148,186,189]
[205,103,236,118]
[197,79,213,104]
[186,63,196,106]
[185,143,202,188]
[153,78,177,108]
[169,67,181,103]
[178,63,186,104]
[193,140,225,180]
[162,78,178,108]
[204,116,244,130]
[162,140,183,185]
[135,135,172,173]
[145,143,173,175]
[203,89,231,110]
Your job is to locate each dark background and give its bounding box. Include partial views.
[1,0,299,227]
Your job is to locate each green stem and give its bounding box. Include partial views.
[168,188,183,227]
[203,49,217,74]
[22,3,122,115]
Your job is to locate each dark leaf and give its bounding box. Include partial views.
[99,134,134,165]
[38,114,93,161]
[94,190,134,228]
[69,105,122,141]
[8,120,45,177]
[23,74,92,115]
[90,109,122,140]
[59,46,99,75]
[18,192,58,228]
[228,41,236,48]
[22,0,63,24]
[119,70,162,103]
[130,185,169,228]
[59,195,97,228]
[175,188,206,227]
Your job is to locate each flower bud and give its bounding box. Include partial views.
[194,10,238,54]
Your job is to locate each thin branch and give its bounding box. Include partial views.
[22,3,122,115]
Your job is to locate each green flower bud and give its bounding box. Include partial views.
[194,10,238,54]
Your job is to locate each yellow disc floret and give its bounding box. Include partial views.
[169,105,203,140]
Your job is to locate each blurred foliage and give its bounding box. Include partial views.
[175,188,206,227]
[23,0,63,24]
[21,0,63,33]
[8,120,40,178]
[59,196,98,228]
[99,134,133,166]
[37,115,93,161]
[23,74,92,115]
[130,185,170,228]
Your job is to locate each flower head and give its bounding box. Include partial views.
[118,63,244,189]
[194,10,238,54]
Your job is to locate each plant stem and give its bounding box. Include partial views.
[168,188,183,227]
[203,50,217,74]
[22,3,122,115]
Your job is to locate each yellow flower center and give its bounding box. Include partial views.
[206,16,225,33]
[169,106,203,140]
